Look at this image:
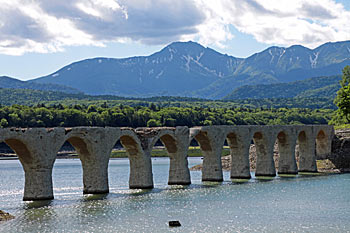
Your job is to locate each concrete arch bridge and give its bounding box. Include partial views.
[0,125,333,201]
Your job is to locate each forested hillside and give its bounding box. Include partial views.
[0,87,335,109]
[223,75,341,100]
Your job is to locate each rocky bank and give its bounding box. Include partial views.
[0,210,14,222]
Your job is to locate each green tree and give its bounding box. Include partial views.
[0,118,8,128]
[147,119,161,127]
[334,66,350,123]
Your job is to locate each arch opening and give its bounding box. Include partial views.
[0,142,15,158]
[53,140,84,194]
[53,137,92,195]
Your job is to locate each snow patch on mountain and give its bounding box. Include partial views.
[310,52,319,68]
[155,70,164,79]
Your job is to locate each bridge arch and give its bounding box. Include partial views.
[118,130,154,189]
[3,138,32,166]
[149,128,191,185]
[58,133,111,195]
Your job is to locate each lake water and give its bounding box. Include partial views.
[0,158,350,232]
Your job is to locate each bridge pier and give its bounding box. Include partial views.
[23,168,54,201]
[123,130,154,189]
[227,128,251,179]
[254,129,276,177]
[165,127,191,185]
[297,128,317,172]
[192,127,225,182]
[277,129,298,174]
[128,148,154,189]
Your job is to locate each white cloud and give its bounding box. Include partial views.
[197,0,350,48]
[0,0,349,55]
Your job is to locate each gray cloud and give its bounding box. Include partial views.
[0,8,51,43]
[38,0,205,44]
[0,0,349,55]
[301,2,337,19]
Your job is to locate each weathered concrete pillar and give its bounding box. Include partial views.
[124,129,153,189]
[277,129,298,174]
[227,127,251,179]
[253,128,276,177]
[23,168,54,201]
[160,127,191,185]
[192,126,225,182]
[65,127,119,194]
[2,128,65,201]
[297,129,317,172]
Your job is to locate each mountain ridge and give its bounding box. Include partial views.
[0,76,81,94]
[6,40,350,99]
[223,75,341,100]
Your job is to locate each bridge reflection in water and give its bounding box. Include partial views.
[0,125,333,201]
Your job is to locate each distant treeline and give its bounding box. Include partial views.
[0,104,333,128]
[0,87,335,110]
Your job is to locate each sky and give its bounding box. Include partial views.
[1,0,350,81]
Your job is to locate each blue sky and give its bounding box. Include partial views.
[0,0,350,81]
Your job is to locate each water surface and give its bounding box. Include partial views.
[0,158,349,232]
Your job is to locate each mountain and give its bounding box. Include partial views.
[193,41,350,98]
[223,75,341,100]
[34,42,241,97]
[30,40,350,99]
[0,76,81,94]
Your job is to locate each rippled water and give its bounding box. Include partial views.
[0,158,350,232]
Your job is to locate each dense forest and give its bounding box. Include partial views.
[0,87,336,109]
[0,104,333,128]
